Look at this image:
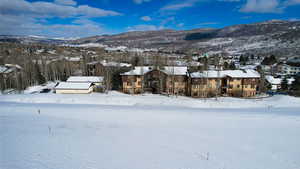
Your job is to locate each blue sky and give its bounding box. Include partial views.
[0,0,300,38]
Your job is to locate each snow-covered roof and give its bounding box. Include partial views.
[0,64,22,74]
[67,76,104,83]
[121,66,188,76]
[121,66,153,75]
[55,82,93,90]
[65,57,81,62]
[0,66,7,73]
[265,75,295,85]
[161,67,188,75]
[100,60,132,67]
[190,70,260,78]
[87,60,132,67]
[265,76,281,85]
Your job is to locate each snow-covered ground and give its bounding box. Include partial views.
[1,92,300,169]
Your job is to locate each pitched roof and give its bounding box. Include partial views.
[55,82,93,90]
[161,66,188,75]
[67,76,104,83]
[265,75,295,85]
[190,70,260,78]
[0,66,7,73]
[121,66,153,75]
[121,66,188,76]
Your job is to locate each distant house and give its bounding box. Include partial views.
[265,75,295,91]
[277,60,300,76]
[0,64,22,76]
[0,64,23,90]
[86,60,132,76]
[189,70,261,98]
[55,82,94,94]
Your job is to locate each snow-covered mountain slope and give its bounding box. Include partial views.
[71,20,300,56]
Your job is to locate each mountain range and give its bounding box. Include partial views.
[1,20,300,56]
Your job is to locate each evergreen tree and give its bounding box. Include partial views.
[261,55,277,65]
[281,77,289,91]
[291,76,300,91]
[199,56,208,70]
[229,62,236,70]
[223,62,229,70]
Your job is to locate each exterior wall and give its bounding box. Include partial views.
[227,78,243,97]
[278,64,300,75]
[190,78,221,98]
[55,87,93,94]
[227,78,258,97]
[122,75,143,94]
[166,75,187,95]
[190,77,259,98]
[144,70,167,93]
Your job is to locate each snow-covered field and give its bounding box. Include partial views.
[1,92,300,169]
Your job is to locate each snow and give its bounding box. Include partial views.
[121,66,153,75]
[24,82,57,94]
[1,93,300,169]
[64,43,107,48]
[1,91,300,109]
[100,60,132,67]
[55,82,92,90]
[266,76,295,85]
[191,69,260,78]
[121,66,188,76]
[64,57,81,62]
[162,66,188,75]
[67,76,104,83]
[0,65,7,73]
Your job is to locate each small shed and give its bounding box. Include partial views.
[55,82,94,94]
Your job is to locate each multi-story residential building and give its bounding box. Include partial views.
[277,64,300,75]
[121,66,261,98]
[189,70,260,98]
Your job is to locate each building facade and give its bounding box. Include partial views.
[121,66,188,95]
[121,67,261,98]
[189,70,260,98]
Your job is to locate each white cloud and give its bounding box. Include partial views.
[240,0,282,13]
[133,0,151,4]
[0,0,121,37]
[218,0,240,2]
[0,0,122,18]
[160,0,200,11]
[284,0,300,6]
[141,16,151,21]
[177,23,184,27]
[0,14,106,38]
[54,0,77,6]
